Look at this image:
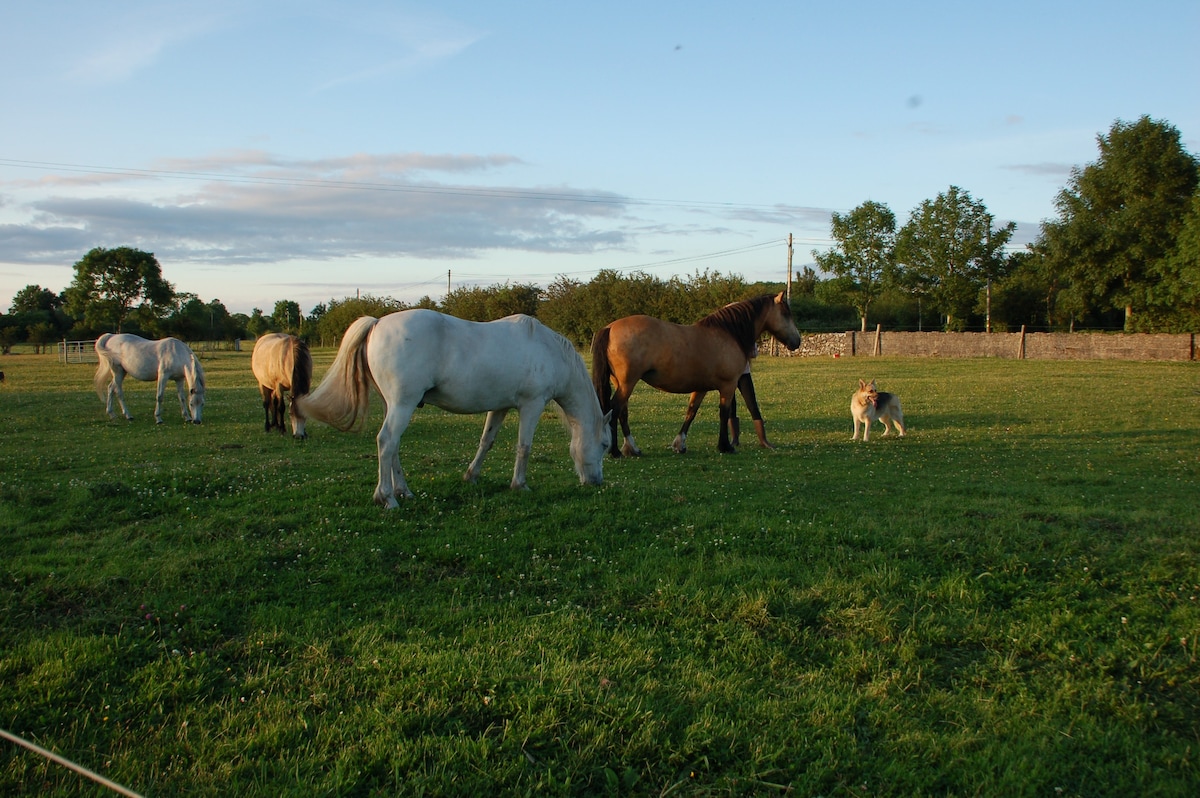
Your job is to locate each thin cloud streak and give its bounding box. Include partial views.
[64,4,229,84]
[0,151,637,266]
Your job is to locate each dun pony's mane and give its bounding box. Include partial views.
[292,338,312,396]
[695,294,774,357]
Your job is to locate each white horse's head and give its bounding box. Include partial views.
[571,408,612,486]
[289,401,307,440]
[187,358,206,424]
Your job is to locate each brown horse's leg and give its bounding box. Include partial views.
[717,389,737,454]
[736,372,773,449]
[673,391,706,453]
[728,392,740,447]
[612,384,642,457]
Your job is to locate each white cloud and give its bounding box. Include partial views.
[0,151,631,267]
[313,31,485,92]
[64,4,229,84]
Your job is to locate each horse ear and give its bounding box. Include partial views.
[774,291,786,304]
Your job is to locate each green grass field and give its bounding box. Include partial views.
[1,348,1198,796]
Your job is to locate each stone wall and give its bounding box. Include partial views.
[766,331,1197,361]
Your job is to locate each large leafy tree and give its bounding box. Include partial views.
[813,200,897,331]
[896,186,1015,331]
[271,300,303,334]
[1152,189,1200,331]
[1038,116,1198,331]
[63,247,175,333]
[10,285,63,314]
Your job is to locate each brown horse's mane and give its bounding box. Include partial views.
[695,294,776,357]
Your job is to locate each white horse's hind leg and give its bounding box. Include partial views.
[375,403,417,509]
[510,403,545,491]
[465,409,509,483]
[108,371,132,420]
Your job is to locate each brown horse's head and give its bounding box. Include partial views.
[698,292,801,355]
[763,291,801,351]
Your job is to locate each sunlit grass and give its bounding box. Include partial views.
[1,349,1198,795]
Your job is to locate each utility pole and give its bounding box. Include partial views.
[448,270,451,296]
[786,233,793,303]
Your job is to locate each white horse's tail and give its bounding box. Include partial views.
[294,316,378,432]
[93,334,115,400]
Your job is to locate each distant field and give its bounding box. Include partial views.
[1,349,1198,796]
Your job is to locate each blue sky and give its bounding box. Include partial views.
[2,0,1197,315]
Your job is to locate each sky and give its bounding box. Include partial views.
[1,0,1197,316]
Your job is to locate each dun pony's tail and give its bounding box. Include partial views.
[590,326,614,414]
[294,316,378,431]
[93,333,114,400]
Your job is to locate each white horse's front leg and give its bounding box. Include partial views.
[510,403,545,491]
[465,409,509,483]
[375,404,416,509]
[152,375,170,424]
[174,378,192,422]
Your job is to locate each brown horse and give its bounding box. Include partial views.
[251,333,313,438]
[591,292,801,456]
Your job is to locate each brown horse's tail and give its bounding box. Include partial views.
[293,317,376,432]
[590,326,614,414]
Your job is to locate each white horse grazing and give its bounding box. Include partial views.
[94,333,206,424]
[295,310,611,509]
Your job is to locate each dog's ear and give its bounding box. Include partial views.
[858,379,867,390]
[869,379,877,390]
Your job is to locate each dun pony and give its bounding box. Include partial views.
[251,333,313,439]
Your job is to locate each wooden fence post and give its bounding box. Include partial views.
[872,324,882,356]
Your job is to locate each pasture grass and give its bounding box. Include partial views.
[1,348,1198,796]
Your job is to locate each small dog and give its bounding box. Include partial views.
[851,379,905,441]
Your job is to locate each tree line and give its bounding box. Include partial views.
[3,116,1196,354]
[814,116,1199,334]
